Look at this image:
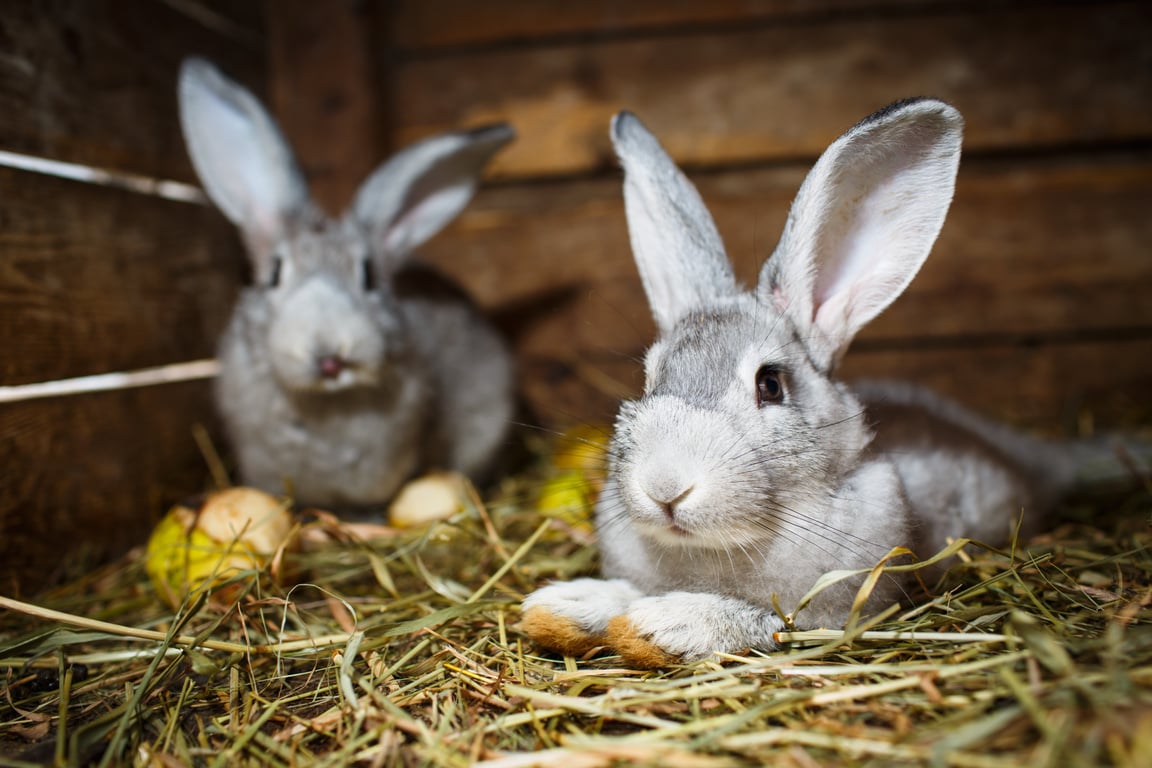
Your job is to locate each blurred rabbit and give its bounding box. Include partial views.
[179,57,514,508]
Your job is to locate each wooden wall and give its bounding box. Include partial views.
[2,0,1149,592]
[0,0,263,593]
[377,0,1152,433]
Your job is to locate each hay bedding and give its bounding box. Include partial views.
[1,464,1150,767]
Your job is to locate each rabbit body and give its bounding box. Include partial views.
[855,380,1078,555]
[180,59,513,507]
[521,100,1101,667]
[215,224,511,506]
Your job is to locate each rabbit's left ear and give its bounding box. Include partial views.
[612,111,737,335]
[759,99,963,370]
[178,57,311,274]
[351,124,513,270]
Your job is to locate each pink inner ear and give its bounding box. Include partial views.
[812,288,856,345]
[761,102,962,368]
[810,168,931,334]
[812,173,903,302]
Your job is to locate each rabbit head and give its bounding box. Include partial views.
[604,101,963,552]
[178,58,512,395]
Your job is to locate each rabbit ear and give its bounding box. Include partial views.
[758,99,963,370]
[611,111,737,334]
[178,57,310,272]
[350,124,513,269]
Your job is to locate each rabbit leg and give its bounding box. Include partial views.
[520,578,643,657]
[606,592,785,668]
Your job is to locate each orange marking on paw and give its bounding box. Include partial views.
[519,606,607,657]
[606,615,679,669]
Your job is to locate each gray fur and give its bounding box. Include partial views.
[180,58,513,507]
[524,100,1119,661]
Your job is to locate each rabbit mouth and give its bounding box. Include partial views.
[313,361,386,393]
[643,524,694,546]
[312,354,375,390]
[636,517,724,549]
[271,353,380,394]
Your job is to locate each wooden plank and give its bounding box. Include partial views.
[838,339,1152,435]
[387,0,942,50]
[879,162,1152,341]
[265,0,386,214]
[0,0,262,595]
[416,153,1152,428]
[0,383,218,596]
[0,0,263,180]
[0,167,244,383]
[181,0,264,34]
[391,1,1152,178]
[421,153,1152,341]
[0,168,244,595]
[715,154,1152,341]
[524,337,1152,436]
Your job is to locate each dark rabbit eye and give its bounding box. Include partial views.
[361,259,377,292]
[266,256,283,289]
[755,366,785,407]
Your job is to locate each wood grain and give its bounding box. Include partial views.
[417,152,1152,427]
[0,139,246,596]
[0,1,263,595]
[839,338,1152,435]
[0,0,263,180]
[392,1,1152,178]
[265,0,387,214]
[422,153,1152,337]
[0,383,219,596]
[388,0,942,50]
[0,167,244,384]
[527,338,1152,435]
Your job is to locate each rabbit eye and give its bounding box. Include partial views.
[267,256,283,289]
[361,259,377,292]
[755,366,785,407]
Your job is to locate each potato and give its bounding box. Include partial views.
[145,487,294,607]
[388,472,469,529]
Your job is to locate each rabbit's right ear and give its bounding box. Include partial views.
[351,124,514,270]
[758,99,963,371]
[178,57,309,273]
[611,112,737,334]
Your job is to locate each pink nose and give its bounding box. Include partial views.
[317,355,346,379]
[647,484,695,521]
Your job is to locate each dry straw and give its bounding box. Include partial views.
[1,468,1150,767]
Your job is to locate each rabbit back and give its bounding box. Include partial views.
[856,379,1091,554]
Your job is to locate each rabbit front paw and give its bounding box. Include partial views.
[605,592,785,668]
[520,578,643,657]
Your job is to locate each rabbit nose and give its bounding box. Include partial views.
[317,354,347,379]
[647,484,695,521]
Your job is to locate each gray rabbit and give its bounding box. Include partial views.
[522,100,1131,666]
[179,58,513,507]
